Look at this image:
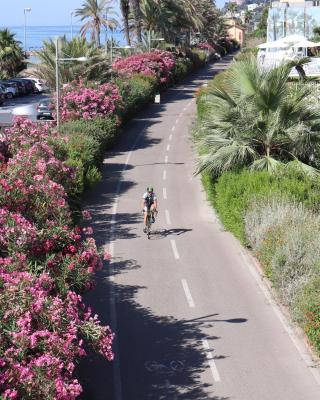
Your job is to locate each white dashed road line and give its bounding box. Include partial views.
[165,155,168,164]
[170,239,180,260]
[175,118,179,124]
[172,126,175,131]
[181,279,195,307]
[165,209,171,225]
[169,134,173,141]
[163,187,167,199]
[166,144,170,151]
[163,170,167,180]
[202,339,221,382]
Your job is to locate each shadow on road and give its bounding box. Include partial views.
[78,261,231,400]
[149,228,193,240]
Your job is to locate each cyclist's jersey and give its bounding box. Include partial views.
[143,192,157,209]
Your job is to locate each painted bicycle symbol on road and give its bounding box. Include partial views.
[144,360,185,374]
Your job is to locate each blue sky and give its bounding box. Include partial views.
[1,0,226,26]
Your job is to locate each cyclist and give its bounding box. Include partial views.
[142,186,158,233]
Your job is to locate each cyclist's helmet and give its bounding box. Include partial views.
[147,186,153,193]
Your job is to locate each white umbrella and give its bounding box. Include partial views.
[278,34,306,43]
[258,40,289,49]
[292,40,320,47]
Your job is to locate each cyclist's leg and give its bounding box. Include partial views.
[150,204,156,222]
[143,206,148,232]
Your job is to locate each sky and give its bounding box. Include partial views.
[1,0,226,27]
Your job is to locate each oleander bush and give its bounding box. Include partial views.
[0,119,114,398]
[112,50,176,85]
[60,80,122,122]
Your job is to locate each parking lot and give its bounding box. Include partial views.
[0,93,50,126]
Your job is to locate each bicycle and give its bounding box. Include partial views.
[143,209,158,239]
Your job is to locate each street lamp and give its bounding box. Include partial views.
[148,32,165,52]
[55,37,88,129]
[24,7,31,55]
[70,11,74,40]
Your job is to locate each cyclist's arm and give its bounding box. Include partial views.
[153,197,158,210]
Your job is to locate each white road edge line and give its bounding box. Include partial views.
[163,170,167,180]
[202,339,221,382]
[165,155,168,164]
[181,279,195,307]
[167,144,170,151]
[170,239,180,260]
[165,209,171,225]
[163,187,167,200]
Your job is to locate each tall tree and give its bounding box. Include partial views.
[120,0,131,45]
[0,29,24,79]
[75,0,118,47]
[33,37,99,88]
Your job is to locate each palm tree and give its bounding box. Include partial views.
[195,56,320,176]
[227,2,237,19]
[33,37,99,88]
[120,0,131,45]
[130,0,142,42]
[0,29,24,78]
[75,0,118,47]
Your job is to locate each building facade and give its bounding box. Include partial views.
[225,18,246,46]
[268,0,320,41]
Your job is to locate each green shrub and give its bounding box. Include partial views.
[212,169,320,243]
[115,74,157,121]
[245,197,320,302]
[295,276,320,354]
[84,165,102,188]
[60,117,119,151]
[173,58,193,82]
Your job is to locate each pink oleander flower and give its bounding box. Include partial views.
[113,50,176,85]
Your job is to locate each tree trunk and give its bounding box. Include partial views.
[120,0,131,45]
[96,24,101,47]
[296,65,306,81]
[131,0,142,43]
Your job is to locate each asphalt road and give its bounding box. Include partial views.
[79,56,320,400]
[0,93,47,125]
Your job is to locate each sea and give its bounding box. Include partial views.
[1,26,125,52]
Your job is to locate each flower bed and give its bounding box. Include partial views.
[112,50,176,85]
[0,119,114,399]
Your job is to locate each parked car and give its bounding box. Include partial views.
[21,77,48,93]
[7,80,26,96]
[12,78,34,95]
[36,99,54,120]
[0,87,5,105]
[0,82,17,98]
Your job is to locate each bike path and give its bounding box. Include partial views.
[79,56,320,400]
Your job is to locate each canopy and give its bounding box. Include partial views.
[292,39,320,47]
[278,34,306,43]
[258,40,290,49]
